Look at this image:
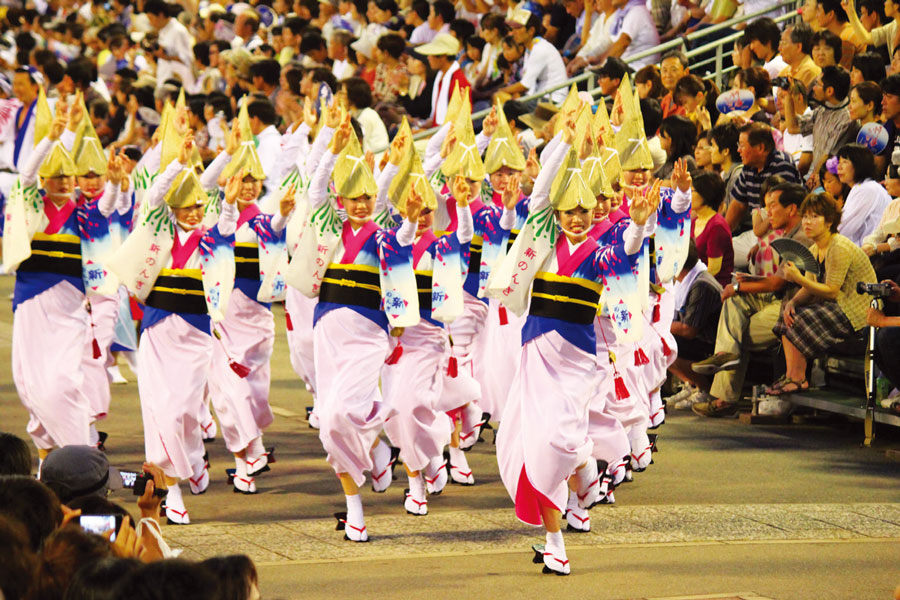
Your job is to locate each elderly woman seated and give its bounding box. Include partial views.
[767,192,877,395]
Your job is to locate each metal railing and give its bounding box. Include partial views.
[394,0,802,150]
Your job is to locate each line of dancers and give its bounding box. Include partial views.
[3,75,691,575]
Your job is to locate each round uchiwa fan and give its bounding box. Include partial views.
[771,238,819,276]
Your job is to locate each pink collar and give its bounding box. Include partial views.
[237,203,261,229]
[43,199,76,235]
[340,220,379,264]
[555,236,598,277]
[171,227,205,269]
[413,230,437,267]
[588,218,614,241]
[445,196,485,232]
[609,207,628,223]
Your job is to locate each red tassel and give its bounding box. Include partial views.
[614,375,630,400]
[385,343,403,365]
[285,311,294,331]
[91,337,102,359]
[446,356,458,377]
[661,337,672,357]
[498,305,509,326]
[634,348,649,366]
[229,361,251,378]
[652,303,660,323]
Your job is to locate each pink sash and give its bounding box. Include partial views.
[413,230,437,268]
[171,228,205,269]
[237,203,261,229]
[340,220,379,264]
[588,218,614,241]
[555,237,598,277]
[43,200,76,235]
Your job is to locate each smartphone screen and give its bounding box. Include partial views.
[119,470,138,489]
[79,515,119,541]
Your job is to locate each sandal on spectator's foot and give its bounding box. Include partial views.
[768,378,808,396]
[692,399,739,418]
[764,375,790,396]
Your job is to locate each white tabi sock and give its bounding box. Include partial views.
[248,436,265,460]
[346,494,364,525]
[234,457,248,479]
[408,474,426,501]
[448,446,466,466]
[89,424,99,446]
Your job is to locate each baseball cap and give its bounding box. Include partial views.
[39,446,123,504]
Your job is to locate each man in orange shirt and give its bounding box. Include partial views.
[659,50,688,119]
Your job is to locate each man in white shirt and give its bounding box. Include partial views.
[328,30,355,81]
[777,79,814,177]
[232,9,265,52]
[146,0,195,92]
[497,7,567,105]
[605,0,661,69]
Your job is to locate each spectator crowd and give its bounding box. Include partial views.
[4,0,900,590]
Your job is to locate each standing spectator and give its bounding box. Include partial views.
[778,79,814,177]
[836,143,892,244]
[691,171,735,286]
[603,0,661,69]
[844,0,900,59]
[812,29,842,68]
[726,122,801,234]
[659,50,689,119]
[417,33,470,127]
[145,1,194,93]
[816,0,865,68]
[783,65,857,190]
[777,22,822,89]
[769,192,876,396]
[496,8,567,105]
[745,18,789,79]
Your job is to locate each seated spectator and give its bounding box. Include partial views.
[667,241,724,408]
[641,97,667,170]
[329,30,356,81]
[410,0,453,45]
[349,35,377,86]
[0,514,37,600]
[472,14,507,90]
[691,171,734,286]
[594,57,633,107]
[709,121,743,214]
[0,432,31,476]
[31,526,115,600]
[674,74,714,134]
[733,66,772,122]
[604,0,661,68]
[750,176,791,277]
[340,77,389,153]
[850,52,887,87]
[65,557,142,600]
[462,36,486,84]
[655,114,697,180]
[847,81,888,175]
[769,192,877,396]
[745,17,789,79]
[820,156,851,207]
[200,555,260,600]
[777,79,814,177]
[372,32,407,106]
[845,0,900,59]
[862,165,900,281]
[565,0,616,74]
[38,445,124,506]
[816,0,865,68]
[694,132,716,173]
[866,279,900,411]
[784,65,858,190]
[416,33,470,127]
[634,64,665,101]
[496,9,567,105]
[811,29,842,68]
[116,559,220,600]
[692,182,811,416]
[658,50,689,119]
[0,476,63,552]
[392,47,437,126]
[777,22,821,89]
[836,143,891,245]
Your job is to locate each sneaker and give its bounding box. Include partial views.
[691,397,739,418]
[664,385,695,404]
[691,352,740,375]
[673,389,708,410]
[758,398,794,417]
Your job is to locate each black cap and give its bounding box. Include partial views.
[595,57,633,81]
